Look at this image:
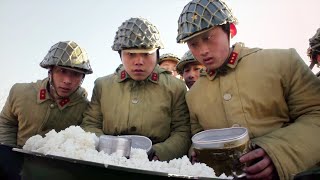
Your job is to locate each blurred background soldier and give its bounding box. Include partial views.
[308,28,320,77]
[81,17,190,161]
[158,53,180,78]
[176,50,204,89]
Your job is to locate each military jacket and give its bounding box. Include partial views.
[186,43,320,180]
[81,65,190,161]
[0,78,88,146]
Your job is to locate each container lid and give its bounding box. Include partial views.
[98,135,132,149]
[120,135,152,154]
[99,135,131,145]
[192,127,249,149]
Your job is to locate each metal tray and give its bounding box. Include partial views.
[13,148,223,180]
[0,144,23,180]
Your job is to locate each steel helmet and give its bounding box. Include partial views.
[176,50,199,75]
[40,41,93,74]
[176,0,237,43]
[112,17,164,52]
[158,53,180,65]
[309,28,320,56]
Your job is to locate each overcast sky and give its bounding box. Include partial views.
[0,0,319,108]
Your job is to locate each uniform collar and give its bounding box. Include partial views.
[116,64,163,84]
[36,78,86,109]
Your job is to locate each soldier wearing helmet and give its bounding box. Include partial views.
[0,41,93,148]
[308,28,320,77]
[81,17,190,161]
[177,0,320,179]
[158,53,180,77]
[176,50,204,89]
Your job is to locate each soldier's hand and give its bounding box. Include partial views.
[239,148,277,180]
[148,148,157,161]
[152,155,159,161]
[190,150,199,164]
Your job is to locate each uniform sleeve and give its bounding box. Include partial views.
[81,79,104,136]
[0,85,18,146]
[152,81,191,161]
[252,49,320,180]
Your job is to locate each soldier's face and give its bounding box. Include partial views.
[121,51,157,81]
[182,62,204,88]
[186,26,230,72]
[51,66,83,97]
[159,60,178,77]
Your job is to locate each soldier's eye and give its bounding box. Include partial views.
[190,42,198,48]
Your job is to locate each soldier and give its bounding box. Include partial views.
[81,17,190,161]
[176,50,204,89]
[158,53,180,78]
[0,41,93,147]
[177,0,320,179]
[308,28,320,77]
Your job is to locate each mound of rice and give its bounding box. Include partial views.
[23,126,232,179]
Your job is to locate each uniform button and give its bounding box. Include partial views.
[131,98,139,104]
[223,93,232,101]
[50,104,55,108]
[232,124,240,127]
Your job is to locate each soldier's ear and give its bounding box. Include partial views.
[230,23,237,38]
[316,54,320,64]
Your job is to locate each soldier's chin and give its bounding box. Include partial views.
[131,75,147,81]
[57,91,71,98]
[187,81,194,88]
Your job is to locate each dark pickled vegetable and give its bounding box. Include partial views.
[194,143,248,177]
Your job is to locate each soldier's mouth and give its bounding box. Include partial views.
[59,87,71,92]
[203,57,214,64]
[186,81,195,87]
[133,69,144,72]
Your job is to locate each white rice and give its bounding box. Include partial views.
[23,126,232,179]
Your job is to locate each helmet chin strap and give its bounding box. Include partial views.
[48,70,64,100]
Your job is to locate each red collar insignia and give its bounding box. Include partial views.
[151,72,158,81]
[59,98,70,107]
[39,89,46,100]
[228,52,238,65]
[120,70,126,79]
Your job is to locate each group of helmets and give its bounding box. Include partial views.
[41,0,236,75]
[158,52,198,76]
[110,0,236,53]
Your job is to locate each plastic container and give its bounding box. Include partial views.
[120,135,152,155]
[192,127,249,178]
[98,135,132,158]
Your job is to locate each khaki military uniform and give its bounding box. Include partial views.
[0,78,89,146]
[187,43,320,180]
[81,65,190,161]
